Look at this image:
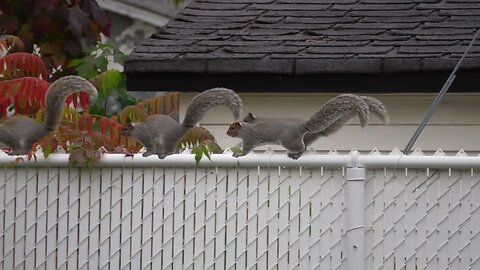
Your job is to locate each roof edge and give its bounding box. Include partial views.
[125,69,480,93]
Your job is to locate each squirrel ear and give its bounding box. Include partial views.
[243,112,256,122]
[127,122,135,128]
[238,121,244,126]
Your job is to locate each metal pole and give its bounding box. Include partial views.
[345,166,366,270]
[404,28,480,154]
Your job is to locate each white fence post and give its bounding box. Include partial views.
[345,166,365,270]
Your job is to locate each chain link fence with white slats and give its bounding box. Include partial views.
[0,151,479,270]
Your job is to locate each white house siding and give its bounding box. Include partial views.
[179,92,480,154]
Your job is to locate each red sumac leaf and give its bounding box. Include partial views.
[0,53,48,79]
[79,92,89,110]
[163,95,167,114]
[170,94,175,114]
[99,117,108,134]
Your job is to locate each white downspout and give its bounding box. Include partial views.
[345,152,365,270]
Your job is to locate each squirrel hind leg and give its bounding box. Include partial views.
[284,140,306,159]
[9,149,28,155]
[157,153,169,159]
[8,139,31,155]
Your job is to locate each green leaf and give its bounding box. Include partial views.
[93,56,108,73]
[68,58,84,68]
[231,147,243,156]
[202,144,212,161]
[43,144,52,158]
[194,148,202,165]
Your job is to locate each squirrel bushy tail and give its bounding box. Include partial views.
[182,88,242,128]
[44,75,98,131]
[360,96,390,124]
[302,94,369,133]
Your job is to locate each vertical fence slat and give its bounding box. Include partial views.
[183,167,196,269]
[99,167,112,270]
[458,170,472,270]
[319,169,334,269]
[67,168,80,270]
[141,167,154,270]
[35,168,48,270]
[204,167,216,269]
[392,168,407,270]
[288,168,300,269]
[3,167,15,270]
[109,167,123,270]
[25,169,38,269]
[235,167,248,270]
[56,167,69,270]
[162,168,175,269]
[277,167,289,268]
[46,167,58,270]
[78,169,91,269]
[383,168,396,270]
[120,167,133,269]
[14,167,27,269]
[404,168,418,270]
[257,166,269,270]
[151,168,165,269]
[215,167,227,270]
[193,168,206,270]
[471,170,480,267]
[299,168,312,269]
[436,169,450,270]
[309,167,324,269]
[267,167,279,270]
[246,167,259,269]
[131,167,144,269]
[88,168,101,270]
[173,168,185,269]
[225,167,237,270]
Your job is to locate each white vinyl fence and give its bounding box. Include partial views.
[1,150,480,270]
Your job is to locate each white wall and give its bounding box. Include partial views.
[180,92,480,154]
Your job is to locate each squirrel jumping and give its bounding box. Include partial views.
[122,88,242,159]
[227,94,387,159]
[0,75,98,155]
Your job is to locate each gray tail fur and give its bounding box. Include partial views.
[182,88,243,127]
[360,96,390,124]
[44,75,98,131]
[302,94,369,133]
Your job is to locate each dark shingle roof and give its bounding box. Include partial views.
[125,0,480,92]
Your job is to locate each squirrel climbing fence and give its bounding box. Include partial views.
[0,150,479,270]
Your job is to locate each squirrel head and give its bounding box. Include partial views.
[242,113,256,123]
[122,122,136,136]
[226,122,243,137]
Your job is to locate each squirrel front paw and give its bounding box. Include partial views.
[142,152,153,157]
[232,152,245,158]
[288,152,303,160]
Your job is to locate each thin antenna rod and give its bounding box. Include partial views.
[403,28,480,154]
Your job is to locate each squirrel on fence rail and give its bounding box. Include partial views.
[0,75,98,155]
[227,94,389,159]
[122,88,243,159]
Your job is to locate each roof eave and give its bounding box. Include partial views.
[125,68,480,93]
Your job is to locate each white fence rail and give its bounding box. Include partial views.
[1,151,480,270]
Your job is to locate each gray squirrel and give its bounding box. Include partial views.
[0,75,98,155]
[227,94,389,159]
[122,88,242,159]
